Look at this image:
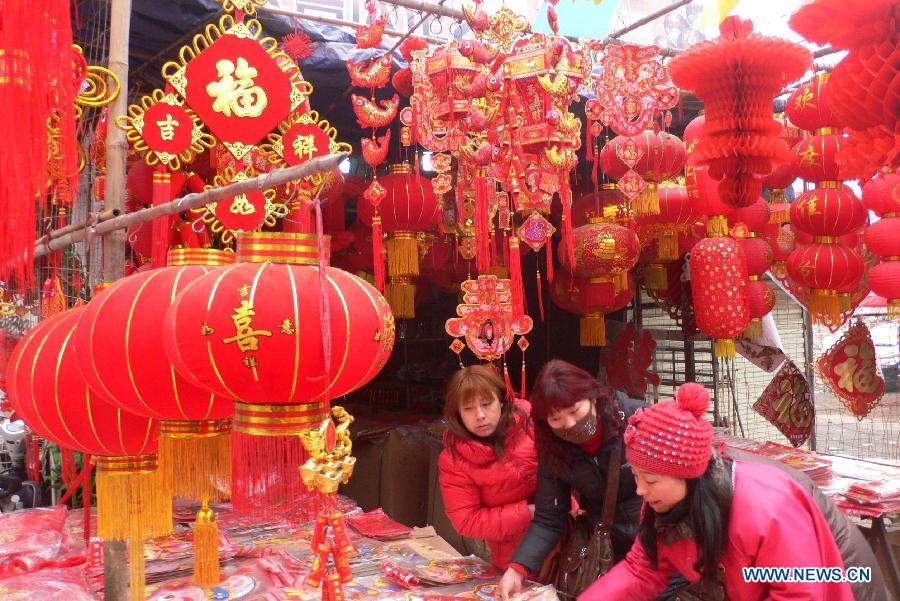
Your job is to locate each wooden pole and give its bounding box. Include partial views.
[103,0,132,597]
[31,153,348,261]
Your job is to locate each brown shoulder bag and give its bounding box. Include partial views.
[542,441,622,600]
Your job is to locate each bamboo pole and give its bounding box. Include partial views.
[31,153,348,261]
[50,209,121,240]
[103,0,132,598]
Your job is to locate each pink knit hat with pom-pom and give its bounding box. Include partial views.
[623,382,713,479]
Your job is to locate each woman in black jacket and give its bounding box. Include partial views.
[497,359,652,600]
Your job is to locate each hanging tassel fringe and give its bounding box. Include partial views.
[151,170,172,268]
[159,420,232,502]
[633,183,660,216]
[231,403,325,522]
[503,363,514,401]
[706,215,729,238]
[657,230,680,262]
[193,499,221,588]
[475,171,491,274]
[519,360,527,399]
[385,233,419,277]
[536,269,545,322]
[742,318,763,340]
[644,264,669,290]
[613,273,629,295]
[129,534,146,601]
[888,299,900,320]
[580,314,606,346]
[372,213,386,293]
[837,292,851,313]
[508,237,525,320]
[386,278,416,318]
[714,338,736,358]
[808,290,842,326]
[560,185,576,270]
[96,455,172,542]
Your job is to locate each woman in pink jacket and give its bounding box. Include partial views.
[579,382,864,601]
[438,365,538,570]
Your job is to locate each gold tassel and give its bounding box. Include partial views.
[644,264,669,290]
[633,183,660,216]
[385,233,420,277]
[714,338,736,358]
[743,318,763,340]
[808,289,842,325]
[657,230,680,262]
[386,278,416,319]
[193,498,221,588]
[888,299,900,320]
[485,264,509,279]
[837,292,851,313]
[96,455,172,542]
[706,215,729,238]
[128,535,146,601]
[580,313,606,346]
[159,420,231,502]
[613,272,629,295]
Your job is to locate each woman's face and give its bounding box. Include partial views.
[546,398,593,429]
[632,466,688,513]
[459,392,502,437]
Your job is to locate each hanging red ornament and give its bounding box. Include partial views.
[815,322,886,419]
[669,17,811,209]
[689,236,750,358]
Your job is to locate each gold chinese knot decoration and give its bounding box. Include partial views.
[191,167,285,246]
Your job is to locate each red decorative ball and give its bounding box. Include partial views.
[737,236,774,277]
[689,237,749,342]
[790,185,867,237]
[568,222,640,280]
[746,278,776,319]
[862,172,900,216]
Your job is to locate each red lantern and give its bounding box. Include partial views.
[762,222,796,277]
[6,309,170,545]
[567,220,640,301]
[729,198,770,233]
[648,183,697,261]
[735,228,775,338]
[745,279,776,338]
[73,248,236,502]
[790,134,848,183]
[162,233,395,518]
[684,115,733,235]
[865,216,900,318]
[357,164,440,318]
[599,131,685,215]
[790,185,868,237]
[571,184,626,227]
[862,172,900,216]
[550,270,632,346]
[785,74,843,131]
[689,236,750,357]
[786,243,865,323]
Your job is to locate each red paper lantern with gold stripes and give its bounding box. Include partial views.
[787,244,865,322]
[162,232,394,518]
[6,309,170,544]
[790,185,868,237]
[566,220,640,298]
[599,130,685,215]
[785,74,844,131]
[865,216,900,318]
[550,270,632,346]
[73,248,236,502]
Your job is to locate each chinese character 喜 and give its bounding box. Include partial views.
[223,299,272,353]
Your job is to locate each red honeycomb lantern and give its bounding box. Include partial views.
[162,233,395,518]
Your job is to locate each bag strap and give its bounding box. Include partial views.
[600,441,622,526]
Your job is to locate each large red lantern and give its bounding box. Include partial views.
[790,133,848,182]
[638,182,697,290]
[864,214,900,319]
[785,74,844,131]
[6,309,169,599]
[357,164,440,318]
[689,236,750,358]
[790,185,867,237]
[571,184,626,227]
[862,172,900,216]
[787,244,865,322]
[162,233,395,517]
[73,248,235,502]
[551,270,632,346]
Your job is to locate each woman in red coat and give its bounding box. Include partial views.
[578,383,886,601]
[438,365,538,570]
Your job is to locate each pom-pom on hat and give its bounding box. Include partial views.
[624,382,714,479]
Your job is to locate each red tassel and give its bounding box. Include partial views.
[83,454,92,545]
[372,213,386,293]
[151,167,172,268]
[560,182,575,271]
[490,233,498,269]
[503,362,514,400]
[475,172,491,274]
[26,433,40,482]
[520,361,527,399]
[536,269,545,323]
[508,237,525,320]
[502,232,510,270]
[231,430,319,522]
[545,245,554,283]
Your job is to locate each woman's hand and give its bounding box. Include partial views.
[497,567,525,601]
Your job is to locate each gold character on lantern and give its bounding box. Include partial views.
[291,134,318,161]
[200,322,214,336]
[206,57,268,118]
[806,192,821,216]
[279,318,295,335]
[798,144,819,168]
[156,113,179,141]
[229,194,256,216]
[793,85,815,112]
[224,299,272,352]
[239,284,250,297]
[242,355,260,379]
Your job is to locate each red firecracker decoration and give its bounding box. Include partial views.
[669,17,811,209]
[162,233,395,519]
